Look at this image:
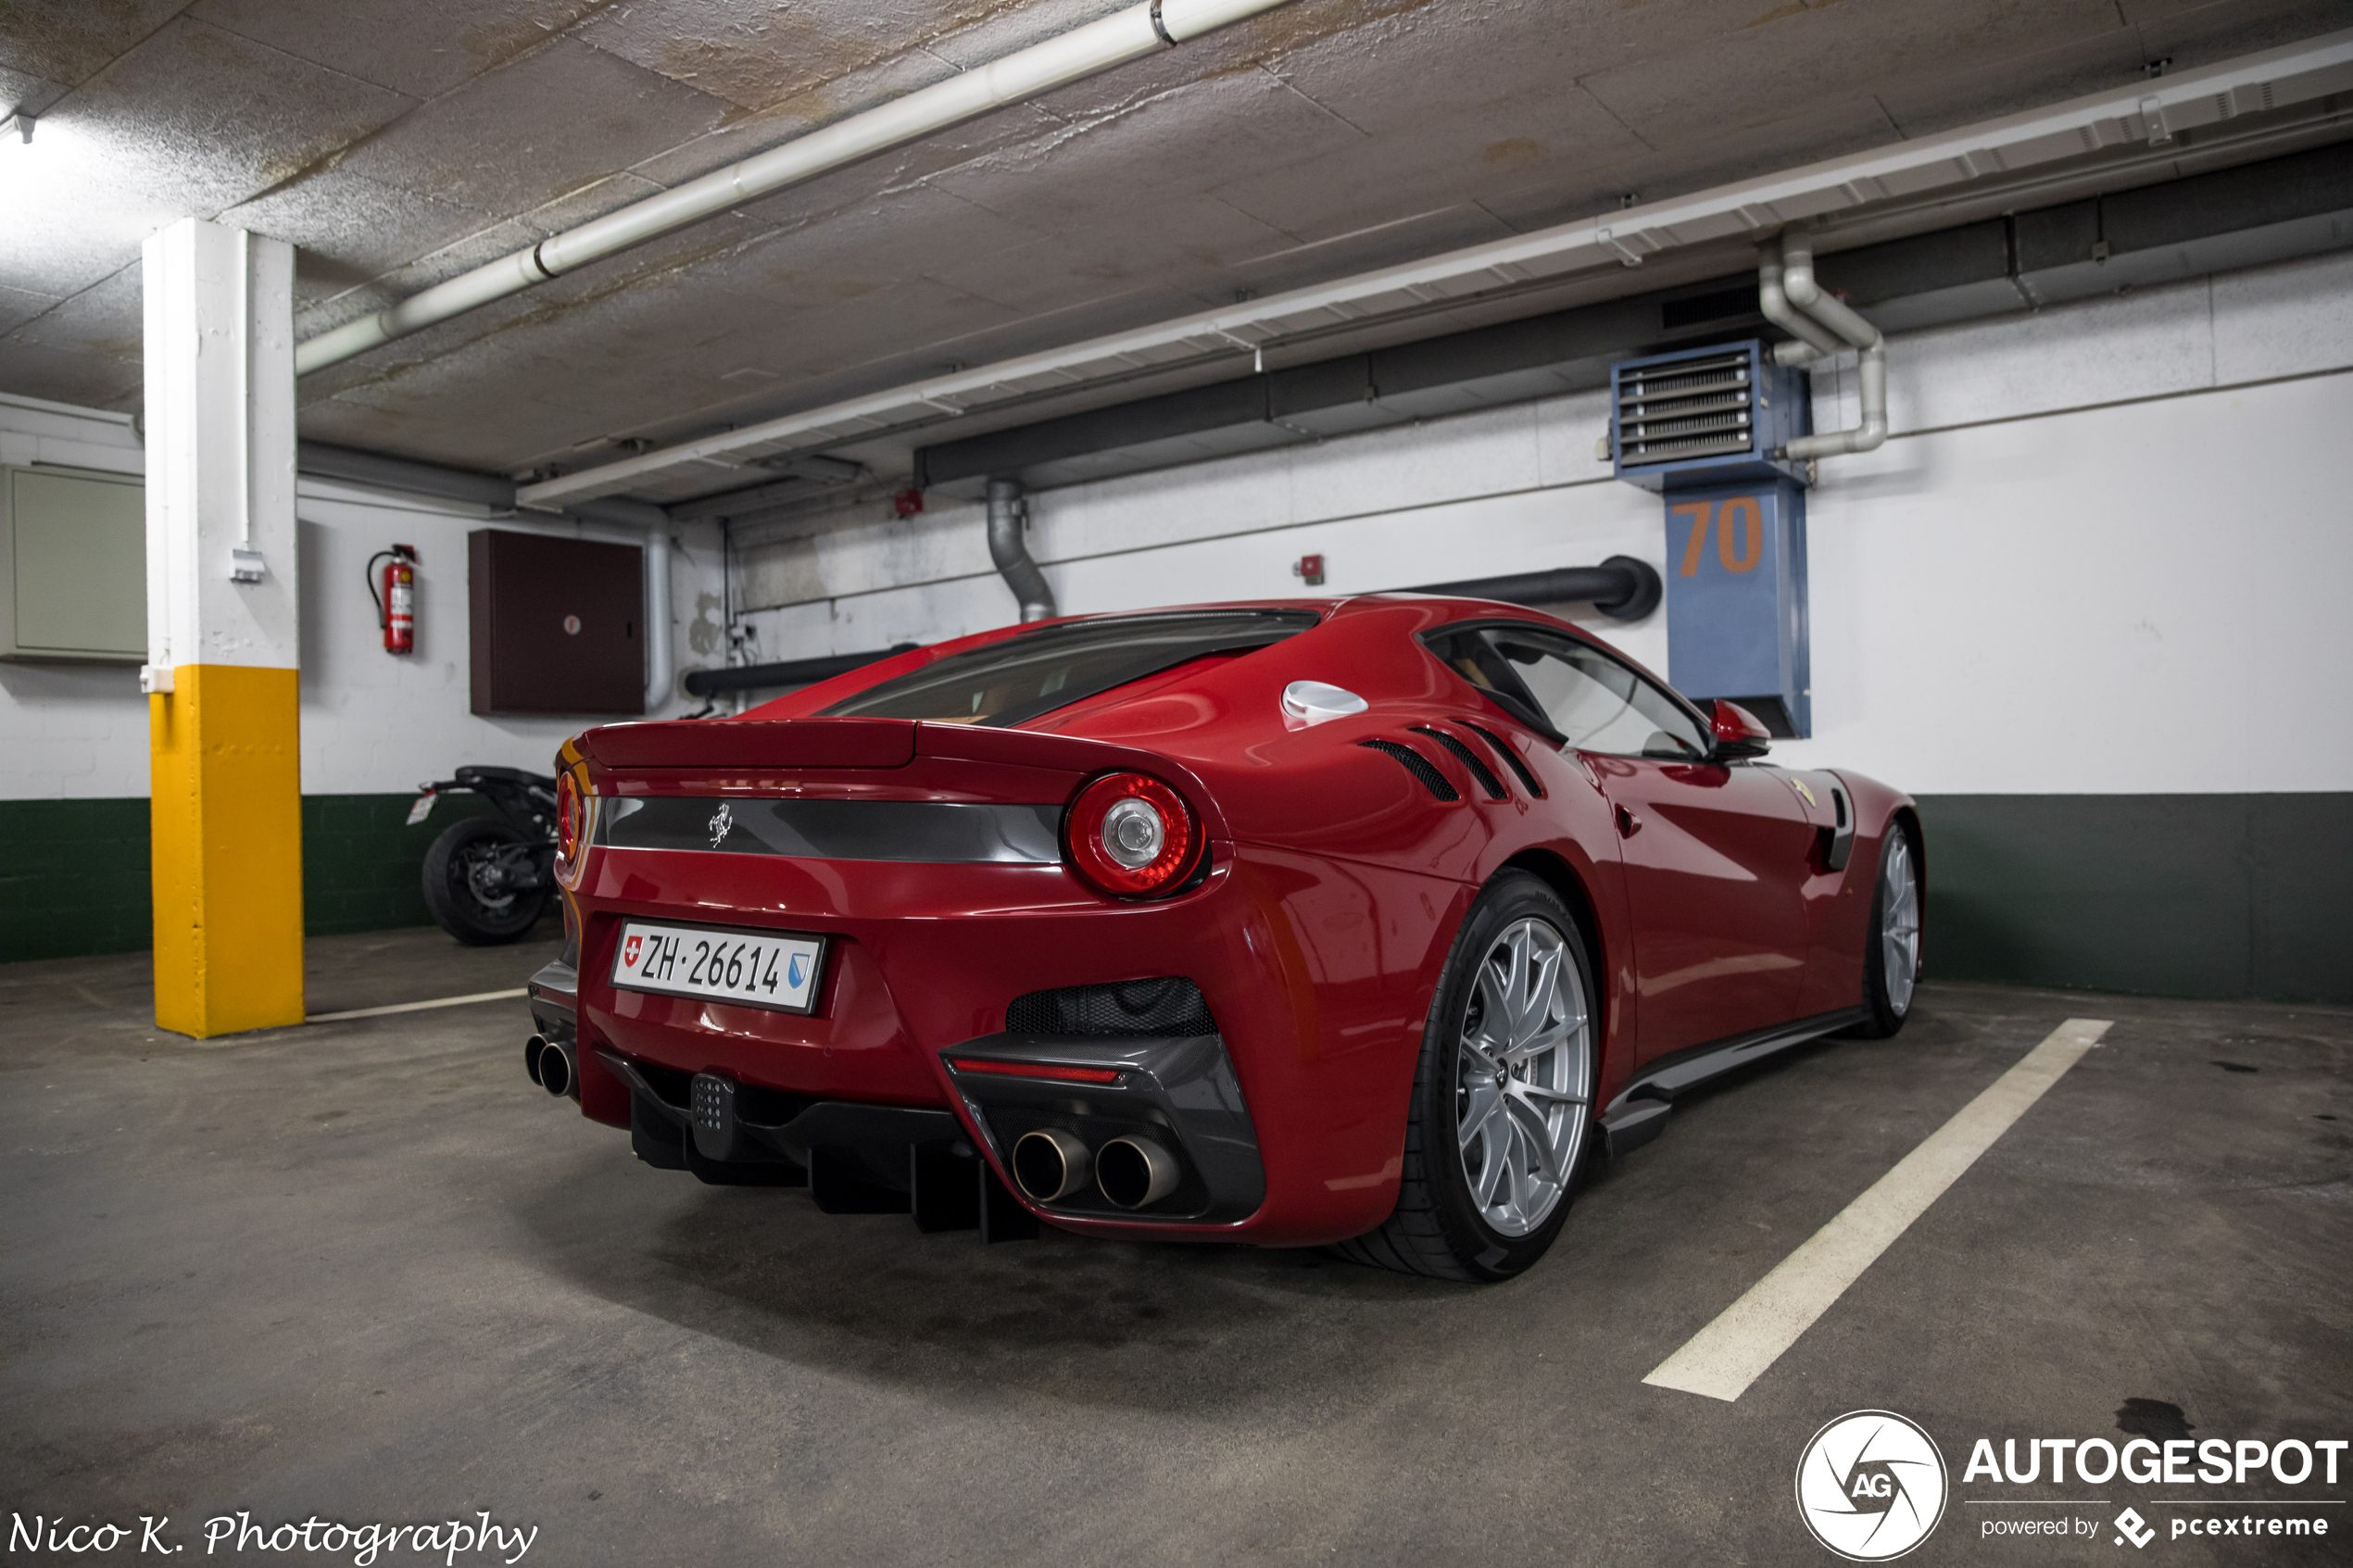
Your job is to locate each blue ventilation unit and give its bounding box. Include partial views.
[1611,340,1815,738]
[1610,340,1811,492]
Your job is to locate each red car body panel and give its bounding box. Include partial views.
[548,596,1917,1248]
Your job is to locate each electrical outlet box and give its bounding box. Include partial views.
[468,528,644,716]
[0,465,146,664]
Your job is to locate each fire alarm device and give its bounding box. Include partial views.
[1291,554,1326,587]
[367,545,420,655]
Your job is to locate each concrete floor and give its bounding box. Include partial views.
[3,924,2347,1566]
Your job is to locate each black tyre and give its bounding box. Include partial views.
[422,817,547,946]
[1335,871,1598,1283]
[1848,822,1922,1039]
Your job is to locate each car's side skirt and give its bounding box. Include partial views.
[1598,1006,1870,1157]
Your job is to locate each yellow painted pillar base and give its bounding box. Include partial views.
[150,664,306,1035]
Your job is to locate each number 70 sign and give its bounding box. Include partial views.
[1672,495,1767,576]
[1661,479,1811,738]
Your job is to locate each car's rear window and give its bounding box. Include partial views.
[821,609,1319,727]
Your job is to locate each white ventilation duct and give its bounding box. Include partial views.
[1758,232,1888,460]
[294,0,1299,376]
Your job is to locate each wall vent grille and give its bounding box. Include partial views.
[1616,350,1755,467]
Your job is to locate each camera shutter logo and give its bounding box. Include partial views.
[1795,1410,1948,1561]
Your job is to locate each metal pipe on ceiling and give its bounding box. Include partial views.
[296,441,517,507]
[1756,245,1843,364]
[1772,233,1889,460]
[293,0,1299,377]
[986,478,1057,622]
[514,31,2353,510]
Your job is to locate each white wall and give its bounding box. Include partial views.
[0,393,724,801]
[733,246,2353,797]
[16,245,2342,806]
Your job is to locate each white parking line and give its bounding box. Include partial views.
[308,987,529,1023]
[1642,1016,2113,1402]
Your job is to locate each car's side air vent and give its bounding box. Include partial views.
[1410,724,1506,801]
[1005,977,1216,1037]
[1359,738,1460,802]
[1459,720,1544,798]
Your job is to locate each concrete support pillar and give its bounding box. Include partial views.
[141,218,304,1036]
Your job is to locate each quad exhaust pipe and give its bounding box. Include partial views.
[1013,1128,1092,1201]
[1095,1135,1180,1210]
[1011,1127,1181,1210]
[524,1035,576,1099]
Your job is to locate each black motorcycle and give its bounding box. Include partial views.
[413,766,559,946]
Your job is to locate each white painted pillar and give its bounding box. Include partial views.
[141,217,305,1035]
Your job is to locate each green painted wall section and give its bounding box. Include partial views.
[1,792,495,962]
[0,797,152,960]
[4,793,2347,1001]
[1912,794,2350,1004]
[303,791,496,936]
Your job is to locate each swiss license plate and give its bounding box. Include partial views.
[610,921,825,1014]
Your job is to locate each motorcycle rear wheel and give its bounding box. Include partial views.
[422,817,548,946]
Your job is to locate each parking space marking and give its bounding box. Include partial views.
[1642,1016,2113,1402]
[308,987,528,1023]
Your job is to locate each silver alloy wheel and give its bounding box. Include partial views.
[1881,830,1921,1015]
[1454,916,1592,1237]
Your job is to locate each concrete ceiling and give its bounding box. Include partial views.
[3,0,2346,495]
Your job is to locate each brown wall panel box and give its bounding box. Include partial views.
[468,529,645,716]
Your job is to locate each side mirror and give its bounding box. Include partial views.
[1708,699,1772,760]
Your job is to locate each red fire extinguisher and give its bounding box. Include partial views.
[367,545,419,655]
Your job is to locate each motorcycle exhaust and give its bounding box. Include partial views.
[1012,1128,1091,1203]
[1096,1135,1180,1210]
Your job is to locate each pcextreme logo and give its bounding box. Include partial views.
[1796,1411,1950,1562]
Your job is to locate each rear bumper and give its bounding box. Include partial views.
[562,840,1471,1246]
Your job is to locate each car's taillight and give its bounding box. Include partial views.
[1064,771,1202,898]
[556,772,582,860]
